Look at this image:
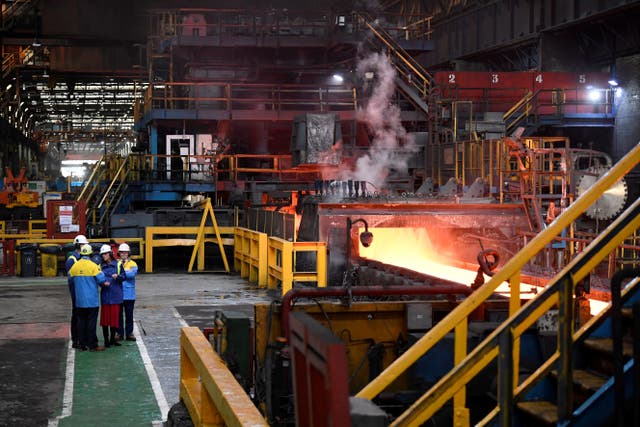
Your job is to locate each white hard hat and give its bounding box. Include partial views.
[100,244,112,255]
[118,243,130,252]
[74,234,89,244]
[80,244,93,256]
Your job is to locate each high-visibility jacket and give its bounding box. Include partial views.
[69,256,106,308]
[118,258,138,301]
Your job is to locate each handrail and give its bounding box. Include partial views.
[502,87,614,135]
[503,90,533,124]
[356,142,640,416]
[143,82,358,114]
[356,13,433,99]
[393,195,640,426]
[233,227,268,287]
[96,176,129,227]
[144,225,235,273]
[96,155,129,209]
[179,327,268,427]
[77,154,106,203]
[267,236,327,295]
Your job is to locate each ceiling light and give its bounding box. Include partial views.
[608,79,618,87]
[588,89,601,102]
[332,74,344,83]
[32,39,42,47]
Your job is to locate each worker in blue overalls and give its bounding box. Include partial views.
[65,234,88,349]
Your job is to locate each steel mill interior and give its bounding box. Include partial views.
[1,1,640,426]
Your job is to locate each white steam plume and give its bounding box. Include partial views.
[346,52,416,189]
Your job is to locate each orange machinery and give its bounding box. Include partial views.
[0,167,39,209]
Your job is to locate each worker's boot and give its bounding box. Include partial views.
[110,329,121,347]
[103,326,111,348]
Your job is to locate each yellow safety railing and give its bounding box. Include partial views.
[13,237,145,260]
[27,220,47,236]
[180,327,267,427]
[267,237,327,295]
[233,227,268,287]
[144,226,235,273]
[0,220,47,239]
[77,154,106,203]
[502,90,533,131]
[356,142,640,426]
[94,155,131,227]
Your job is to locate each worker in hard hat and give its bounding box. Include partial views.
[116,243,139,342]
[69,244,108,351]
[65,234,89,349]
[98,244,122,347]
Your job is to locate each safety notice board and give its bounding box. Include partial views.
[46,200,86,239]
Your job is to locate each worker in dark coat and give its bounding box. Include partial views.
[69,244,107,351]
[99,244,123,347]
[65,234,88,349]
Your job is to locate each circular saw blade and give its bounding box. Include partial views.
[576,167,628,220]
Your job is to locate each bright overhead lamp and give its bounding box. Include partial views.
[32,39,42,47]
[332,73,344,83]
[588,89,602,102]
[608,79,619,87]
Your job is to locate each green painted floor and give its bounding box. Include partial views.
[57,340,161,427]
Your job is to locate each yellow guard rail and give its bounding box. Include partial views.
[267,237,327,295]
[356,142,640,426]
[233,227,268,287]
[180,327,267,427]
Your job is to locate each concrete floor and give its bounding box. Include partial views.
[0,273,272,426]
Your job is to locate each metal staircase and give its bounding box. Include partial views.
[503,88,616,137]
[356,12,434,118]
[91,157,131,236]
[517,266,640,426]
[77,155,130,237]
[356,142,640,426]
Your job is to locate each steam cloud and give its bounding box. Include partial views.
[345,52,417,189]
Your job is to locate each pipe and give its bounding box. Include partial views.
[280,285,474,339]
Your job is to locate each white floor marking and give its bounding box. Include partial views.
[47,340,75,427]
[172,306,189,327]
[134,323,170,422]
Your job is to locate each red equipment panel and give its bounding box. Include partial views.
[46,200,86,239]
[0,240,15,276]
[433,70,612,115]
[289,311,350,427]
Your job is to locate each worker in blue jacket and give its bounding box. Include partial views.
[116,243,139,341]
[99,244,123,347]
[69,244,108,351]
[65,234,89,349]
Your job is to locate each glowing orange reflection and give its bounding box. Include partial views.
[357,228,483,286]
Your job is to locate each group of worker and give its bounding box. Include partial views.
[66,234,139,352]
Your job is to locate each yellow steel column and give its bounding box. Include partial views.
[256,232,268,287]
[316,244,327,288]
[197,237,205,271]
[281,240,294,295]
[509,270,521,390]
[453,320,470,427]
[145,227,153,273]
